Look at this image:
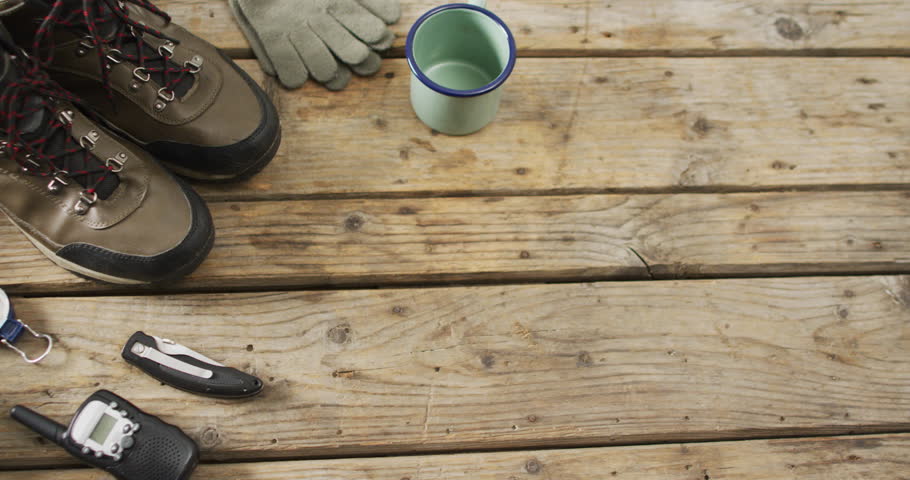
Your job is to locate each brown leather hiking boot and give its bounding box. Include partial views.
[0,34,214,284]
[5,0,281,182]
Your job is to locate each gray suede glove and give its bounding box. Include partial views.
[230,0,400,91]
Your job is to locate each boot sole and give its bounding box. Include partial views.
[16,221,215,286]
[159,123,282,183]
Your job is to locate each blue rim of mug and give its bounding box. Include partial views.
[406,4,517,98]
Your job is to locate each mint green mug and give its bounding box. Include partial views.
[406,0,516,136]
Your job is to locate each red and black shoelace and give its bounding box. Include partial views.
[34,0,194,101]
[0,51,113,196]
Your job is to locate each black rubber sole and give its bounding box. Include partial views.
[159,123,282,183]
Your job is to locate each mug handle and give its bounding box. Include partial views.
[467,0,487,7]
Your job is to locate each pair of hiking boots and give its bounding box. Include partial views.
[0,0,280,284]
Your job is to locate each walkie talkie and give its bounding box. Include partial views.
[10,390,198,480]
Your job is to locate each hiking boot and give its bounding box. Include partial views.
[0,35,214,284]
[4,0,281,182]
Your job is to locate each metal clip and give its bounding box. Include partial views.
[129,335,223,379]
[0,288,53,364]
[1,323,53,364]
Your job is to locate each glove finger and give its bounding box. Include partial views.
[350,51,382,76]
[328,0,387,44]
[260,31,310,89]
[289,27,341,84]
[356,0,401,24]
[229,0,277,76]
[307,14,371,65]
[369,30,395,51]
[322,64,353,91]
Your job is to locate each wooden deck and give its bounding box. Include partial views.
[1,0,909,478]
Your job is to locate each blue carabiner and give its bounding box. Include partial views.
[0,288,53,364]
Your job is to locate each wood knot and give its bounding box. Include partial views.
[692,117,712,136]
[774,18,804,40]
[327,324,352,344]
[344,213,365,231]
[199,427,222,448]
[481,353,495,368]
[577,351,594,367]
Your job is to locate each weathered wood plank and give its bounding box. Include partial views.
[201,58,910,201]
[7,434,910,479]
[157,0,910,56]
[0,191,908,294]
[1,276,908,466]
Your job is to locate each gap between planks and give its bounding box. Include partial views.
[1,431,909,474]
[222,48,910,60]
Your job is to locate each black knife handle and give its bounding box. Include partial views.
[122,331,263,399]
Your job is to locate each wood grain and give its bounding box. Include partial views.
[6,434,910,479]
[1,276,908,466]
[199,58,910,201]
[0,191,908,294]
[157,0,910,56]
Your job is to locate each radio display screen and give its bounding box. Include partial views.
[89,414,117,444]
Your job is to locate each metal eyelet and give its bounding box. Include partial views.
[79,130,100,150]
[133,67,151,83]
[47,170,70,193]
[131,67,150,92]
[74,191,98,215]
[157,88,175,102]
[57,109,74,125]
[158,42,175,58]
[105,153,127,173]
[20,153,39,173]
[106,48,124,65]
[184,55,203,74]
[75,37,94,57]
[154,88,175,111]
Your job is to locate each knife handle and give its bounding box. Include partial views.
[122,331,263,399]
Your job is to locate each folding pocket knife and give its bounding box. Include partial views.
[122,332,263,398]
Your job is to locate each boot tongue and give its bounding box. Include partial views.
[0,52,46,136]
[0,51,119,199]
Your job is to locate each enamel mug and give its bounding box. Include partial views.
[405,0,516,136]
